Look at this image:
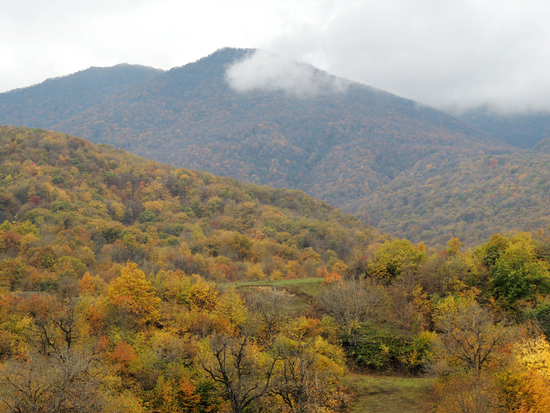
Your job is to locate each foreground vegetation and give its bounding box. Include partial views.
[1,127,550,412]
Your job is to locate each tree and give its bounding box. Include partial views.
[0,299,107,413]
[434,371,502,413]
[227,234,253,261]
[217,288,248,329]
[477,232,550,309]
[367,239,426,283]
[499,336,550,413]
[0,259,27,292]
[0,347,106,413]
[432,297,516,413]
[245,287,293,341]
[491,239,550,309]
[199,333,280,413]
[107,261,161,325]
[432,296,514,374]
[271,336,346,413]
[318,278,388,334]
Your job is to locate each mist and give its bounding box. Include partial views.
[225,50,349,98]
[260,0,550,114]
[2,0,550,114]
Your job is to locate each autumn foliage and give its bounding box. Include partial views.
[0,127,550,411]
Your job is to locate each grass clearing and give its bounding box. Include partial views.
[223,277,324,288]
[343,373,435,413]
[220,277,325,309]
[221,277,324,297]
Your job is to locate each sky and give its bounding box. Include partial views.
[2,0,550,113]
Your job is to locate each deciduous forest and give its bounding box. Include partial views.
[1,126,550,412]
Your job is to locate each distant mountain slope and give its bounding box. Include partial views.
[356,148,550,246]
[6,48,550,247]
[534,137,550,154]
[457,106,550,149]
[0,48,499,211]
[0,64,163,128]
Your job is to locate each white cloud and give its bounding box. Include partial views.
[261,0,550,112]
[2,0,550,113]
[225,50,349,98]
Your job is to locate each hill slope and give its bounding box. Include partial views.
[0,64,162,128]
[456,106,550,149]
[0,125,381,284]
[357,147,550,246]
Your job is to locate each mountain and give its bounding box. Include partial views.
[456,106,550,149]
[3,48,550,247]
[0,49,498,207]
[0,64,163,129]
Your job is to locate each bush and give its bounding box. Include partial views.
[342,325,431,373]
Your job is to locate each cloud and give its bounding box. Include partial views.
[2,0,550,113]
[0,0,296,93]
[225,50,349,98]
[261,0,550,113]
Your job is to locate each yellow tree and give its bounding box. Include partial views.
[271,335,346,413]
[368,239,427,283]
[499,336,550,413]
[217,288,248,329]
[433,296,513,373]
[107,261,161,325]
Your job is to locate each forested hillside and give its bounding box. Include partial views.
[356,148,550,247]
[2,127,550,412]
[0,64,162,128]
[457,106,550,149]
[0,125,378,284]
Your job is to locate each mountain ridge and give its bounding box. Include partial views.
[3,48,550,247]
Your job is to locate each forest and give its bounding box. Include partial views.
[359,149,550,247]
[1,126,550,412]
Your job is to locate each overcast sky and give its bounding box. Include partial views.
[2,0,550,113]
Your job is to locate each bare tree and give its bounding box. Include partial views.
[199,333,280,413]
[0,299,106,413]
[318,279,388,333]
[0,347,106,413]
[245,287,294,340]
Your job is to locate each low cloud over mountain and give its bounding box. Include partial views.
[225,50,349,98]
